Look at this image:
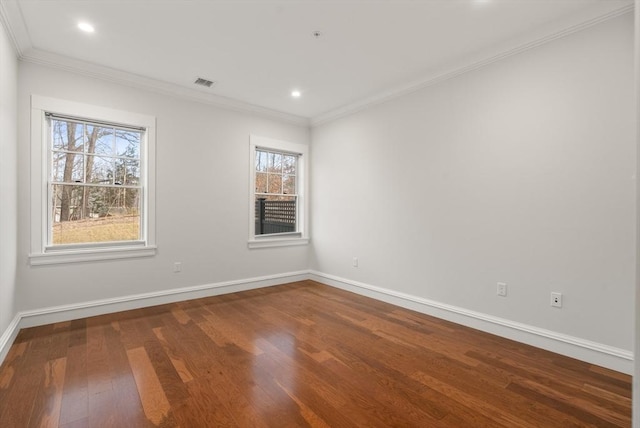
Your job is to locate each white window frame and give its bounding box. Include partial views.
[248,134,309,248]
[29,95,157,265]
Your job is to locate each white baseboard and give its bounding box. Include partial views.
[0,314,21,365]
[0,270,309,366]
[1,269,633,375]
[309,271,633,375]
[18,270,310,329]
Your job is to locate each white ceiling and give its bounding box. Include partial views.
[0,0,634,124]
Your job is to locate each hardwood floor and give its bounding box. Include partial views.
[0,280,631,427]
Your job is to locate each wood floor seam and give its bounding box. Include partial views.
[0,280,631,427]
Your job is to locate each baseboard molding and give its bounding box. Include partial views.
[1,269,633,375]
[0,270,309,366]
[309,271,633,375]
[0,314,21,366]
[19,270,310,329]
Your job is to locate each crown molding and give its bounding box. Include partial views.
[311,3,635,127]
[1,0,632,129]
[0,0,29,57]
[0,0,308,126]
[0,2,309,126]
[20,49,310,126]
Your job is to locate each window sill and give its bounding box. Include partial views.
[29,245,157,266]
[248,237,309,249]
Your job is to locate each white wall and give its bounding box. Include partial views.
[311,14,635,352]
[4,6,636,377]
[16,62,310,313]
[0,19,18,338]
[633,0,639,425]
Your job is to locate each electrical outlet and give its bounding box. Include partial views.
[352,257,358,267]
[497,282,507,297]
[173,262,182,273]
[551,292,562,308]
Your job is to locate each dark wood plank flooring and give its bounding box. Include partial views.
[0,280,631,427]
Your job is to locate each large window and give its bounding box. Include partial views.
[29,96,156,265]
[49,116,143,246]
[249,135,308,248]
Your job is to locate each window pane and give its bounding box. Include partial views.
[283,155,297,174]
[283,174,296,195]
[51,185,84,225]
[116,130,141,158]
[268,152,282,173]
[256,150,268,172]
[52,185,140,244]
[87,155,114,184]
[52,120,84,152]
[126,159,141,185]
[104,187,140,217]
[256,172,267,193]
[87,187,140,218]
[114,159,140,185]
[52,120,69,151]
[254,195,296,235]
[87,125,114,156]
[52,152,83,183]
[268,173,282,194]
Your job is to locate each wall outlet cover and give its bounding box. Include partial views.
[497,282,507,297]
[551,292,562,308]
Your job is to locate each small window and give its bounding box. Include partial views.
[29,96,156,265]
[48,115,143,246]
[254,149,298,236]
[249,135,308,248]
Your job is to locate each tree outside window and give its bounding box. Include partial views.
[49,116,143,245]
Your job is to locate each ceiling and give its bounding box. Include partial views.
[0,0,634,124]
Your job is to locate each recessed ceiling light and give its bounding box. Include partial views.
[291,90,301,98]
[77,22,95,33]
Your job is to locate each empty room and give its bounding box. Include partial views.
[0,0,638,426]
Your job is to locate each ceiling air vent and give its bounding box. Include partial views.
[194,77,215,88]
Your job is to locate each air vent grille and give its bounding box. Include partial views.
[194,77,215,88]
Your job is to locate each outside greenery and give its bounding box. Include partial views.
[52,215,140,244]
[50,117,142,245]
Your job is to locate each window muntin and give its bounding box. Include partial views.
[254,149,299,236]
[48,115,144,246]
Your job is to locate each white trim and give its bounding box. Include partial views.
[0,270,633,375]
[22,49,309,127]
[29,245,157,266]
[248,135,310,248]
[0,0,307,125]
[0,0,28,57]
[18,270,310,329]
[248,237,310,249]
[29,95,157,265]
[0,0,630,128]
[311,4,635,127]
[309,271,634,375]
[32,95,156,128]
[0,271,309,366]
[0,314,21,366]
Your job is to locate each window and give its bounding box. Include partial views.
[49,116,143,246]
[255,149,298,235]
[29,96,156,265]
[249,135,309,248]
